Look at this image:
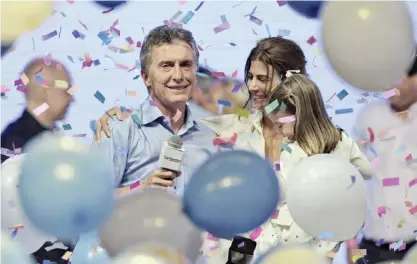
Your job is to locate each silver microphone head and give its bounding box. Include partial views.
[167,135,183,149]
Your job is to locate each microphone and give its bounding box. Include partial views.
[159,135,184,188]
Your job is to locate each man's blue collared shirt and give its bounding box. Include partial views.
[94,98,216,196]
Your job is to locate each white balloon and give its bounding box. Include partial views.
[321,1,415,91]
[1,155,54,254]
[255,245,329,264]
[286,154,366,241]
[1,231,35,264]
[99,188,201,262]
[111,243,190,264]
[404,244,417,263]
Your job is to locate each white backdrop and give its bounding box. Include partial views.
[1,0,417,144]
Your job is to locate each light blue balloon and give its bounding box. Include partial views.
[183,150,279,239]
[72,231,110,264]
[18,133,115,240]
[1,232,35,264]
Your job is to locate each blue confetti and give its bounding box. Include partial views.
[221,15,228,24]
[94,91,105,103]
[194,1,204,11]
[266,24,271,37]
[318,231,334,240]
[278,29,291,37]
[67,55,74,63]
[217,99,232,107]
[337,89,349,100]
[229,42,237,46]
[89,120,97,133]
[35,75,43,83]
[335,108,353,114]
[131,114,143,126]
[181,11,195,24]
[119,106,127,112]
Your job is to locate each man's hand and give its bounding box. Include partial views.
[94,106,133,142]
[141,169,181,188]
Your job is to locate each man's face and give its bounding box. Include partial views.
[142,40,197,108]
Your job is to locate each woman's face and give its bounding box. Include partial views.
[247,60,281,110]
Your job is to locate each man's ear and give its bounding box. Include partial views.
[141,69,151,89]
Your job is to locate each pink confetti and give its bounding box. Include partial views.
[249,227,262,240]
[409,178,417,187]
[383,88,399,98]
[212,137,228,146]
[1,85,10,93]
[371,157,380,168]
[278,115,296,123]
[405,153,413,161]
[382,177,400,187]
[129,181,140,190]
[172,109,182,123]
[271,209,279,219]
[409,205,417,215]
[32,103,49,116]
[44,53,52,65]
[398,243,407,251]
[231,69,238,78]
[149,100,158,106]
[377,206,386,217]
[206,233,219,241]
[229,133,238,145]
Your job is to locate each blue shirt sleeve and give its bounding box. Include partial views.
[92,117,135,187]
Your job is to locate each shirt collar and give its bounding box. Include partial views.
[251,111,264,133]
[139,97,200,131]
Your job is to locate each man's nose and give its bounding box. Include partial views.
[172,63,184,82]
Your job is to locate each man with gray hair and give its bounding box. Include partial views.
[94,25,216,195]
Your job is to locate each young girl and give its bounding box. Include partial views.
[200,73,372,263]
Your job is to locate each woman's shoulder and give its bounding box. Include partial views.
[200,114,254,137]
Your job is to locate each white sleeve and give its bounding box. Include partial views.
[348,137,373,180]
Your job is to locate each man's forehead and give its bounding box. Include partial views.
[151,41,196,62]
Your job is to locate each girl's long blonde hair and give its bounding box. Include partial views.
[268,74,341,156]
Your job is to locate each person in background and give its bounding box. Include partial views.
[1,58,74,263]
[347,54,417,264]
[92,25,216,196]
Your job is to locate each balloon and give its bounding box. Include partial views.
[286,154,366,241]
[321,1,415,91]
[183,150,279,239]
[111,243,190,264]
[255,245,329,264]
[1,232,35,264]
[71,231,110,264]
[288,1,324,19]
[1,43,13,57]
[94,1,126,9]
[1,1,53,42]
[1,155,54,254]
[18,133,114,240]
[99,188,201,261]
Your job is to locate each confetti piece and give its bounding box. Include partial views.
[214,22,230,34]
[16,86,27,93]
[42,30,58,41]
[367,127,375,143]
[231,69,238,78]
[61,251,72,260]
[181,11,195,24]
[44,53,52,65]
[409,206,417,215]
[278,115,295,123]
[274,162,280,171]
[126,90,139,96]
[377,206,386,217]
[277,1,288,6]
[67,55,74,63]
[376,239,384,247]
[229,133,238,145]
[217,99,232,107]
[89,120,97,133]
[55,80,69,89]
[337,89,348,100]
[195,1,204,11]
[351,175,356,184]
[20,73,29,86]
[280,143,292,153]
[382,177,399,187]
[131,114,143,126]
[335,108,353,114]
[279,102,287,111]
[264,99,279,114]
[67,85,78,95]
[271,209,279,219]
[318,231,334,240]
[371,157,380,168]
[278,29,291,37]
[170,10,183,21]
[405,201,413,207]
[383,88,399,98]
[212,72,225,77]
[249,15,263,25]
[307,36,317,45]
[149,100,158,106]
[229,42,237,46]
[351,254,364,263]
[409,178,417,187]
[62,124,72,130]
[265,24,271,37]
[10,228,18,239]
[231,82,243,93]
[130,181,140,190]
[33,103,49,116]
[405,153,413,161]
[249,227,262,240]
[235,108,250,118]
[172,109,182,123]
[213,137,228,146]
[0,85,10,93]
[94,91,105,103]
[346,239,358,248]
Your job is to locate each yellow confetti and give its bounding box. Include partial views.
[55,80,69,89]
[314,49,322,55]
[397,110,409,119]
[235,108,250,118]
[61,251,72,260]
[126,90,140,96]
[352,254,363,263]
[397,220,405,228]
[20,73,29,86]
[67,85,78,95]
